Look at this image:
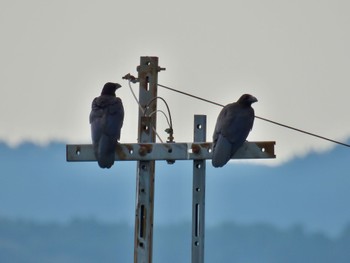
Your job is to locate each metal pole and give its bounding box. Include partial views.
[134,56,161,263]
[192,115,206,263]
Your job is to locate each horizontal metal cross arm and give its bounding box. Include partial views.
[66,141,275,162]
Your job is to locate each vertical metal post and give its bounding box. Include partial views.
[134,57,160,263]
[192,115,206,263]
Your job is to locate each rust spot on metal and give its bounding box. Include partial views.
[201,143,212,151]
[116,143,134,160]
[139,144,153,156]
[139,146,147,156]
[192,144,201,154]
[125,144,134,153]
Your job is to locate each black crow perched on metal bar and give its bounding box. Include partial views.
[89,82,124,168]
[212,94,257,167]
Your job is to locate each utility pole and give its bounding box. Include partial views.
[66,56,276,263]
[134,56,163,263]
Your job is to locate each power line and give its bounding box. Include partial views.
[127,80,164,143]
[145,96,173,129]
[127,80,175,143]
[158,84,224,107]
[157,83,350,148]
[145,96,175,142]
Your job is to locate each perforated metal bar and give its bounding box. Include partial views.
[66,141,276,162]
[192,115,207,263]
[134,57,161,263]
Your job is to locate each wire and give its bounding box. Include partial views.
[124,73,174,142]
[148,109,171,127]
[128,79,144,113]
[127,80,164,143]
[144,96,175,142]
[144,96,173,129]
[158,83,350,148]
[158,84,224,108]
[254,116,350,148]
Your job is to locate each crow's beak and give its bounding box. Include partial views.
[250,96,258,103]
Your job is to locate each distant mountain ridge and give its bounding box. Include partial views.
[0,140,349,237]
[1,218,350,263]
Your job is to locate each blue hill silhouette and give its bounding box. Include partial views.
[0,140,349,237]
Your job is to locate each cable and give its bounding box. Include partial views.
[144,96,173,129]
[157,83,350,148]
[158,84,224,108]
[148,109,171,127]
[127,80,164,143]
[128,79,144,113]
[144,96,174,142]
[255,116,350,148]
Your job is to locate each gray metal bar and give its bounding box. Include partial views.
[66,141,276,162]
[134,117,155,263]
[134,56,161,263]
[192,115,206,263]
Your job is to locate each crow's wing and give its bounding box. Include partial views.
[220,103,254,146]
[212,102,254,167]
[90,95,124,168]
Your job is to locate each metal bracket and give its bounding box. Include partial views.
[66,141,276,162]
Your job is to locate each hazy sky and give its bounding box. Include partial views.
[1,0,349,163]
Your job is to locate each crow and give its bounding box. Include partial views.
[89,82,124,168]
[212,94,257,167]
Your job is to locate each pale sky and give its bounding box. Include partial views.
[1,0,349,164]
